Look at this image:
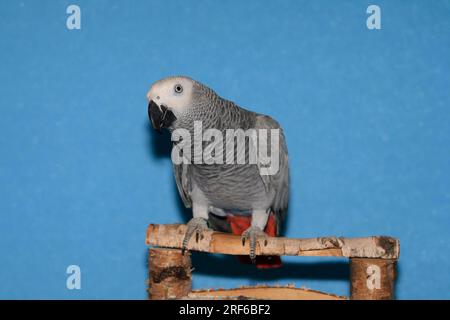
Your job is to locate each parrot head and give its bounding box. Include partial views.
[147,76,202,132]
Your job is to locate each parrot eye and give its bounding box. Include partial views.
[174,84,183,94]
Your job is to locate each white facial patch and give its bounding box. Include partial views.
[147,77,194,114]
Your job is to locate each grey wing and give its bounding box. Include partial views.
[173,163,192,208]
[254,114,290,225]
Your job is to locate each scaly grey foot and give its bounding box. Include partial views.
[182,217,210,255]
[241,226,268,263]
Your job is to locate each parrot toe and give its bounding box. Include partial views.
[182,217,210,255]
[241,226,268,263]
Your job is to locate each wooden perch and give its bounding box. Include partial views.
[146,224,400,299]
[146,223,400,259]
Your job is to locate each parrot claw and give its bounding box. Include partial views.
[241,226,268,263]
[182,217,210,254]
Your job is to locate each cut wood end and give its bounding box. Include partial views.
[145,224,154,245]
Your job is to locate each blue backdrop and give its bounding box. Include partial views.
[0,0,449,299]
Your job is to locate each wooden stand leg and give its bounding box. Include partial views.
[148,248,192,300]
[350,258,396,300]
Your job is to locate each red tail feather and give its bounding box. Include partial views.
[226,213,282,269]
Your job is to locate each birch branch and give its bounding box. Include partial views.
[146,224,400,259]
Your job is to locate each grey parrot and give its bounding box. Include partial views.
[146,76,289,267]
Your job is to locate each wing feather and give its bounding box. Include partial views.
[173,162,192,208]
[254,115,290,224]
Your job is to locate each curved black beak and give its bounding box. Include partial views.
[148,100,177,133]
